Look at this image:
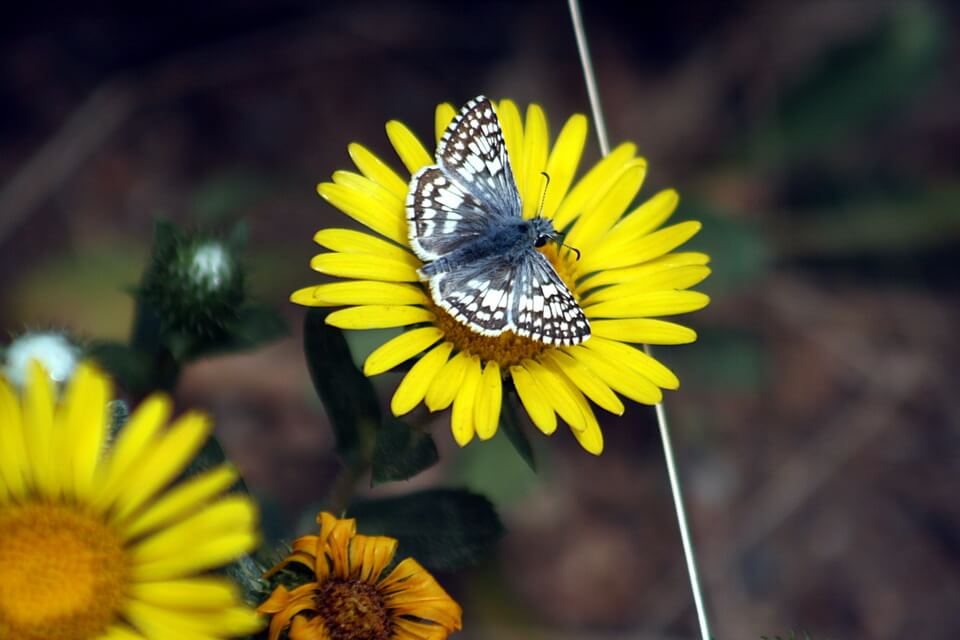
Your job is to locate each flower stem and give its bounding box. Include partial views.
[566,2,713,638]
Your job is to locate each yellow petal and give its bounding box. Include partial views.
[582,266,712,304]
[129,531,259,582]
[424,351,469,411]
[579,251,711,290]
[565,384,604,455]
[348,142,408,201]
[542,350,624,415]
[589,318,697,345]
[509,364,557,435]
[127,577,239,609]
[385,120,433,174]
[583,337,680,389]
[434,102,456,143]
[101,623,147,640]
[317,181,407,245]
[391,342,454,416]
[332,169,404,213]
[122,465,240,540]
[579,220,702,273]
[520,103,549,218]
[351,534,398,583]
[313,228,417,266]
[553,142,636,231]
[496,100,524,186]
[585,290,710,319]
[608,188,680,242]
[363,327,444,376]
[326,305,434,329]
[450,355,481,446]
[0,378,28,498]
[474,361,502,440]
[567,345,662,405]
[542,114,588,220]
[567,159,647,253]
[63,363,110,500]
[111,412,212,522]
[23,361,56,497]
[310,253,419,282]
[291,281,428,307]
[130,496,256,564]
[523,359,585,431]
[94,395,170,512]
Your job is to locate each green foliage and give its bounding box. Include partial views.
[372,418,440,485]
[89,218,287,395]
[452,426,540,507]
[498,392,536,471]
[303,308,381,464]
[349,489,505,572]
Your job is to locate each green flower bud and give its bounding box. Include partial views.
[139,222,245,339]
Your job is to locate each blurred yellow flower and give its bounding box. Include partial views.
[293,99,710,454]
[0,362,261,640]
[258,512,462,640]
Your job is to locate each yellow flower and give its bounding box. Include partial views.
[0,362,262,640]
[292,99,710,455]
[258,512,462,640]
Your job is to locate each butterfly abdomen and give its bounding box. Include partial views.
[420,219,535,278]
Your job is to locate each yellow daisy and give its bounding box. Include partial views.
[258,512,462,640]
[0,362,262,640]
[292,98,710,455]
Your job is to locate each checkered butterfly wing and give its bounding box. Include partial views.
[407,95,589,344]
[435,96,522,221]
[428,258,516,336]
[406,167,495,261]
[406,96,520,262]
[511,251,590,345]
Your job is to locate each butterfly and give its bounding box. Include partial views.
[405,96,590,346]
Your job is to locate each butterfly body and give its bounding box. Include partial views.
[419,217,554,278]
[406,96,590,346]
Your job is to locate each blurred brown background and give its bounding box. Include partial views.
[2,1,959,638]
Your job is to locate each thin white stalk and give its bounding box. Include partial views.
[566,2,713,639]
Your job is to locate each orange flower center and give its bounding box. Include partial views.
[314,578,390,640]
[0,502,128,640]
[428,245,582,368]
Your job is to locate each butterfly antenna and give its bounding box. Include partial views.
[537,171,551,218]
[557,232,581,261]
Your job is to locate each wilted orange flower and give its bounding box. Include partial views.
[259,512,462,640]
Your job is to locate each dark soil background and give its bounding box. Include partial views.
[2,1,959,638]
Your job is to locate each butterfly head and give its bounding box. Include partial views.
[529,217,581,260]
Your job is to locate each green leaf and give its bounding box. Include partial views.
[349,489,504,572]
[86,341,162,397]
[499,393,536,471]
[303,308,380,463]
[174,305,289,361]
[371,418,439,485]
[452,428,540,507]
